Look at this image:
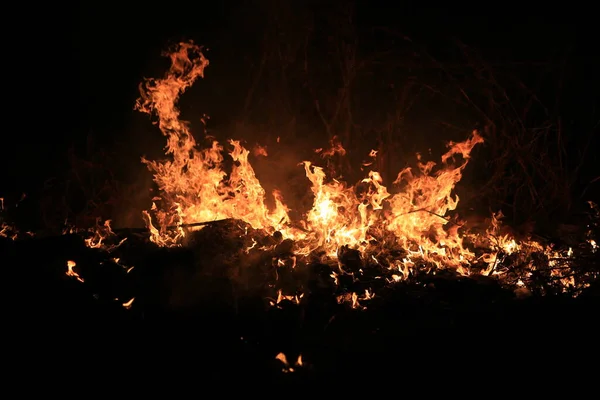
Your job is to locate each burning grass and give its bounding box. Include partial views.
[3,214,599,378]
[2,41,599,378]
[129,42,598,297]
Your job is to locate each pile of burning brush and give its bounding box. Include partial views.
[1,197,600,317]
[2,41,600,317]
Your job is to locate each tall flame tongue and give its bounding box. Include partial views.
[135,42,290,246]
[386,132,484,269]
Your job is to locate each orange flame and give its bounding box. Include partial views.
[135,42,484,267]
[136,42,290,247]
[132,42,593,296]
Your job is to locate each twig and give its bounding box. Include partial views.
[402,208,464,227]
[112,219,233,235]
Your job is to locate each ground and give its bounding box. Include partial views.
[4,228,599,385]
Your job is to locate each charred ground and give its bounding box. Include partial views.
[4,216,600,381]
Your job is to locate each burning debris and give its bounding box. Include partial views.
[2,41,599,378]
[127,41,598,298]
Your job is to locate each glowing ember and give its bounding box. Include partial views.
[275,352,303,373]
[66,260,83,282]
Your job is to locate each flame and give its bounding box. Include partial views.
[136,42,291,246]
[275,352,303,373]
[133,43,581,280]
[0,222,18,241]
[66,260,84,282]
[11,40,573,300]
[0,197,33,240]
[84,218,126,252]
[134,43,487,266]
[298,163,388,256]
[122,297,135,309]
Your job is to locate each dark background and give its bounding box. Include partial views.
[2,1,598,231]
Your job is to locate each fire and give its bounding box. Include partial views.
[299,162,385,257]
[0,40,587,306]
[135,42,291,248]
[66,260,83,282]
[122,298,135,309]
[135,42,482,264]
[0,197,33,240]
[84,219,119,249]
[386,133,483,267]
[275,352,303,373]
[128,41,600,298]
